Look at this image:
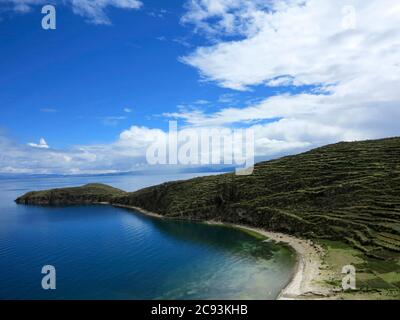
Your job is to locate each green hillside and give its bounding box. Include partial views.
[16,138,400,256]
[16,137,400,298]
[16,183,126,205]
[116,137,400,259]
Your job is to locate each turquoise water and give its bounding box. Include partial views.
[0,174,296,300]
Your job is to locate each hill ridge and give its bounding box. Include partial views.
[16,137,400,258]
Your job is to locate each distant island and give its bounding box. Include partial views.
[16,137,400,300]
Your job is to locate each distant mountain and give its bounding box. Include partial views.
[1,166,233,179]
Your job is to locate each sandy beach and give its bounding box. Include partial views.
[109,203,333,300]
[112,204,165,219]
[204,221,333,300]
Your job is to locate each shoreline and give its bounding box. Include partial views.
[204,221,332,300]
[110,203,334,300]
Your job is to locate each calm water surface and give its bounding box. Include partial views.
[0,173,296,299]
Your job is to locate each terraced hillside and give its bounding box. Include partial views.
[16,183,126,205]
[114,137,400,259]
[16,138,400,258]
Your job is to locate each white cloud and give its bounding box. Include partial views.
[181,0,271,37]
[1,0,142,24]
[71,0,142,25]
[28,138,49,149]
[123,108,132,113]
[0,126,163,174]
[182,1,400,91]
[3,100,398,174]
[1,0,400,174]
[174,0,400,154]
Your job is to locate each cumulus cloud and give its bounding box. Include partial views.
[1,0,142,24]
[2,0,400,174]
[174,0,400,154]
[4,103,397,174]
[182,0,400,91]
[181,0,272,37]
[70,0,142,25]
[28,138,49,149]
[0,126,163,174]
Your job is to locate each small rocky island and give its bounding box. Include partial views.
[16,137,400,299]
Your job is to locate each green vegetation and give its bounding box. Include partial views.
[319,240,400,299]
[16,183,126,205]
[116,137,400,259]
[16,137,400,298]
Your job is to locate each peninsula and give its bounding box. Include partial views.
[16,137,400,299]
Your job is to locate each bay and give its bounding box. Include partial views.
[0,173,296,300]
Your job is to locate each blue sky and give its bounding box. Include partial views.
[0,0,399,174]
[0,0,280,148]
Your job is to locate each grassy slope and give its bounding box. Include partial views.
[16,183,126,205]
[16,137,400,297]
[114,137,400,298]
[119,137,400,258]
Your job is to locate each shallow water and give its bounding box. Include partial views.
[0,174,296,300]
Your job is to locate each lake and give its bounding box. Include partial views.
[0,173,296,300]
